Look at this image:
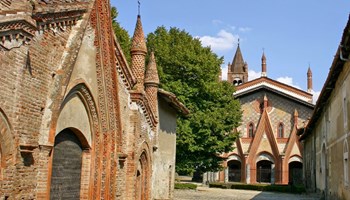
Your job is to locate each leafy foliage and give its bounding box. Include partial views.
[111,7,131,63]
[146,27,242,174]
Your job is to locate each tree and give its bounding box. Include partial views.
[111,6,131,63]
[146,27,242,175]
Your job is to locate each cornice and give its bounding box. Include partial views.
[0,2,88,50]
[130,91,158,130]
[234,77,314,106]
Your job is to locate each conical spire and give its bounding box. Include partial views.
[231,44,245,73]
[145,51,159,85]
[307,66,313,93]
[130,14,147,92]
[261,51,267,77]
[227,41,248,84]
[131,15,147,54]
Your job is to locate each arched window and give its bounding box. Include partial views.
[278,123,284,138]
[344,140,349,186]
[248,123,254,138]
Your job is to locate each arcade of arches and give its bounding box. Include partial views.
[208,44,314,185]
[222,153,303,185]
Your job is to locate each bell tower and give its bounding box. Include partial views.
[227,41,248,86]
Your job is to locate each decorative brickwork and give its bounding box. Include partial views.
[0,1,187,199]
[216,47,314,185]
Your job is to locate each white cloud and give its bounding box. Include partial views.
[248,70,261,81]
[238,27,252,32]
[310,90,321,104]
[221,65,228,80]
[276,76,301,89]
[198,30,239,51]
[212,19,223,26]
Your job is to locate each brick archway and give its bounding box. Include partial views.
[50,128,89,200]
[135,151,150,200]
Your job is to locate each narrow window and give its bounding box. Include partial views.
[344,96,348,130]
[344,140,349,186]
[278,123,284,138]
[248,123,254,138]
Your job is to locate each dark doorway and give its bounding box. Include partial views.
[289,161,303,185]
[257,160,273,183]
[50,129,83,200]
[228,160,241,182]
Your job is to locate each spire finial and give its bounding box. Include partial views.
[261,48,267,77]
[307,65,313,93]
[138,0,141,16]
[238,38,240,46]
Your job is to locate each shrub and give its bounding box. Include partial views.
[174,183,198,190]
[209,182,306,194]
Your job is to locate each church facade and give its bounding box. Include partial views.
[0,1,187,200]
[215,45,314,185]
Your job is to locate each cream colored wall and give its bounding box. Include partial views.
[56,26,98,147]
[313,62,350,199]
[56,94,92,145]
[152,99,177,199]
[68,26,98,98]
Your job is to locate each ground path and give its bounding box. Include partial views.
[174,186,320,200]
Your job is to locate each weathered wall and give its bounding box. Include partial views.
[310,61,350,199]
[152,98,178,200]
[0,1,181,199]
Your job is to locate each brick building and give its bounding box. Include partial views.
[207,44,314,185]
[0,1,188,199]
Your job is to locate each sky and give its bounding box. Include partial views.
[111,0,350,103]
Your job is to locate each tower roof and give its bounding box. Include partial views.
[145,51,159,85]
[307,66,312,76]
[262,52,266,61]
[131,15,147,53]
[230,44,246,73]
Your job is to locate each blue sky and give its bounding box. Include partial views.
[111,0,350,102]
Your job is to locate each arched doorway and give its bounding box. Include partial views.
[228,160,241,182]
[257,160,273,183]
[50,129,83,200]
[135,152,149,200]
[289,161,303,185]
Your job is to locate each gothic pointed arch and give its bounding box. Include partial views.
[247,109,280,163]
[50,128,89,199]
[135,142,152,200]
[49,82,100,199]
[0,108,16,179]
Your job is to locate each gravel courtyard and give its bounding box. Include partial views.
[174,186,320,200]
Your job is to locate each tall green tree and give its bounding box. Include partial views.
[111,6,131,63]
[147,27,242,174]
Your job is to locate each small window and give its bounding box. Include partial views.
[248,123,254,138]
[278,123,284,138]
[344,140,349,186]
[344,96,348,130]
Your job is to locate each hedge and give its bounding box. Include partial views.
[174,183,198,190]
[209,182,306,194]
